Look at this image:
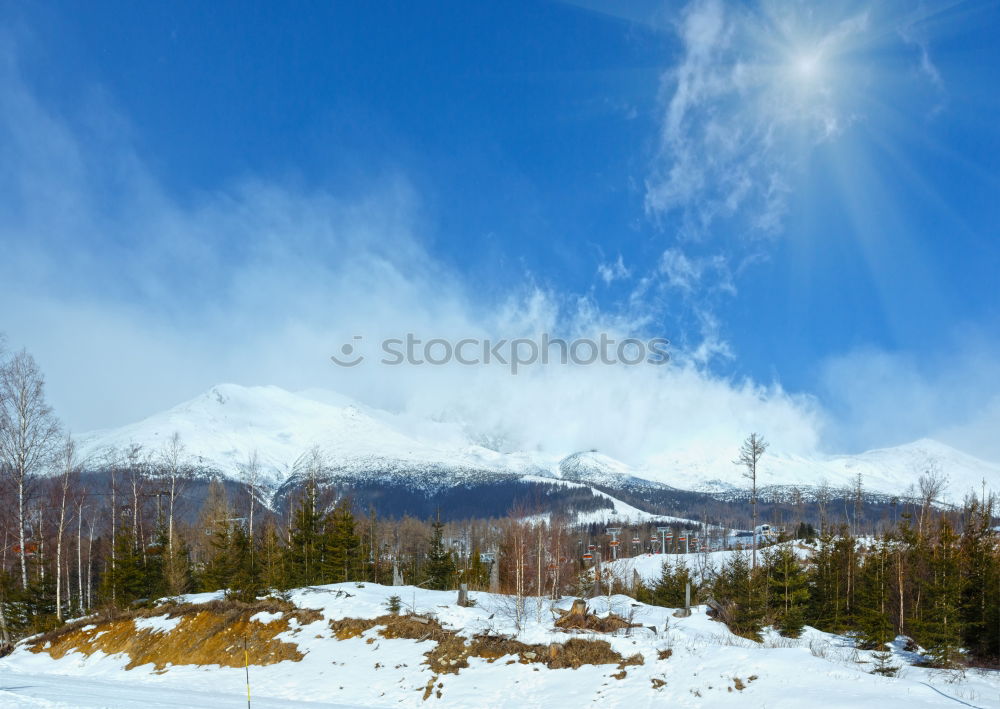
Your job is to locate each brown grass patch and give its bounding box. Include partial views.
[28,599,321,670]
[327,612,641,676]
[329,617,379,640]
[421,675,438,701]
[651,678,666,689]
[657,648,673,660]
[553,599,639,634]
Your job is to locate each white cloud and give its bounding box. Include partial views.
[0,38,828,469]
[2,23,990,472]
[645,0,870,237]
[596,254,630,284]
[818,338,1000,462]
[656,247,734,296]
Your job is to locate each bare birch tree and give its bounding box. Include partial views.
[54,436,77,621]
[76,496,86,614]
[734,432,768,570]
[917,462,946,539]
[158,432,189,556]
[239,448,263,564]
[0,351,61,589]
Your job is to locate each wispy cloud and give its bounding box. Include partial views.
[819,334,1000,463]
[632,0,957,374]
[596,254,630,284]
[0,38,826,468]
[2,16,992,470]
[657,248,734,296]
[645,0,870,237]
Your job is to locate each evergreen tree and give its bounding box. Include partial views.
[425,514,456,591]
[259,520,289,592]
[765,546,809,637]
[712,550,765,639]
[807,527,858,632]
[794,521,817,542]
[142,524,170,601]
[466,547,490,590]
[853,536,900,679]
[322,498,362,583]
[197,480,236,592]
[200,515,236,593]
[101,521,146,607]
[162,533,193,598]
[225,523,262,602]
[959,496,1000,661]
[649,559,696,608]
[918,518,965,668]
[287,480,324,586]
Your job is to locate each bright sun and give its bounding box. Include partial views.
[793,53,821,80]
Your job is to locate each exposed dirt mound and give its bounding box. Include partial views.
[329,612,642,675]
[329,617,379,640]
[28,599,321,670]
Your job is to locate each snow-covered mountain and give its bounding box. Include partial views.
[77,384,1000,503]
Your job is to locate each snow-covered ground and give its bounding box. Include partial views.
[74,383,1000,500]
[605,545,817,585]
[2,582,998,708]
[0,671,366,708]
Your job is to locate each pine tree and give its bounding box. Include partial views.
[466,547,490,590]
[649,558,696,608]
[713,550,765,639]
[851,536,900,675]
[807,530,835,630]
[162,533,193,598]
[259,520,288,592]
[287,480,324,586]
[425,514,456,591]
[226,523,262,602]
[856,538,895,649]
[197,480,236,592]
[959,495,1000,661]
[918,518,965,668]
[143,524,170,601]
[200,515,236,593]
[765,546,809,637]
[101,520,146,607]
[322,498,362,583]
[794,521,817,542]
[807,527,858,632]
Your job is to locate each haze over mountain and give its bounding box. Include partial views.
[76,384,1000,503]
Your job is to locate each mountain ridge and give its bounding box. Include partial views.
[75,383,1000,502]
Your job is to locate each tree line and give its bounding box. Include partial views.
[1,340,997,671]
[634,495,1000,670]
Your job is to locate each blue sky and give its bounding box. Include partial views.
[2,1,1000,464]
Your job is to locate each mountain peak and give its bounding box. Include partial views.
[74,384,1000,498]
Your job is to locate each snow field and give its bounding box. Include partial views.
[1,581,997,707]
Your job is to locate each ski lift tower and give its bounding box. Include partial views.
[656,527,671,555]
[606,527,622,561]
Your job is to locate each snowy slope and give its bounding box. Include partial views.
[3,582,997,708]
[76,384,1000,499]
[637,439,1000,499]
[76,384,556,489]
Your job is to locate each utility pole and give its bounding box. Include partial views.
[656,527,670,556]
[606,527,621,561]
